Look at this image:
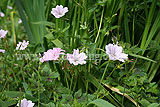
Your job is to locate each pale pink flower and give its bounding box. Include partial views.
[40,48,65,63]
[18,19,22,24]
[105,44,128,62]
[0,49,5,53]
[51,5,68,18]
[0,29,8,39]
[16,40,29,50]
[0,12,5,17]
[67,49,87,65]
[17,98,34,107]
[7,6,12,9]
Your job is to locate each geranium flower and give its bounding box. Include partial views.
[17,98,34,107]
[0,49,5,53]
[16,40,29,50]
[67,49,87,65]
[40,48,65,63]
[0,29,8,39]
[105,44,128,62]
[0,12,5,17]
[51,5,68,18]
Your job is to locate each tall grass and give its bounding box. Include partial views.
[15,0,46,44]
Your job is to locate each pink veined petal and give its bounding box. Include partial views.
[73,61,79,65]
[77,60,86,65]
[115,45,122,55]
[106,44,114,55]
[73,49,79,56]
[78,53,87,60]
[27,101,35,107]
[119,53,128,59]
[108,54,117,60]
[40,58,44,63]
[63,7,68,13]
[57,5,63,11]
[21,99,28,107]
[118,58,125,62]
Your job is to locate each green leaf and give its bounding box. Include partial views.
[22,82,28,92]
[52,39,63,48]
[140,98,151,107]
[86,99,115,107]
[41,102,55,107]
[50,72,60,79]
[129,53,156,63]
[45,33,54,40]
[32,21,55,26]
[61,24,70,33]
[148,103,160,107]
[74,89,82,99]
[2,91,37,102]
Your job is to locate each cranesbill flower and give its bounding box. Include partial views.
[40,48,65,63]
[0,49,5,53]
[105,44,128,62]
[51,5,68,18]
[67,49,87,65]
[0,12,5,17]
[17,98,34,107]
[0,29,8,39]
[16,40,29,50]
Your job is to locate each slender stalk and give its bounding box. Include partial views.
[107,67,116,79]
[70,75,73,91]
[97,62,109,97]
[36,66,41,107]
[19,88,21,107]
[65,72,69,89]
[95,7,104,43]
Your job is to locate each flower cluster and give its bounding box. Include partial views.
[17,98,35,107]
[40,48,88,66]
[16,40,29,50]
[39,44,128,65]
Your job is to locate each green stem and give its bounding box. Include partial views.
[95,7,104,43]
[97,62,109,97]
[65,72,69,89]
[19,88,21,107]
[107,66,116,79]
[70,75,73,91]
[36,67,41,107]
